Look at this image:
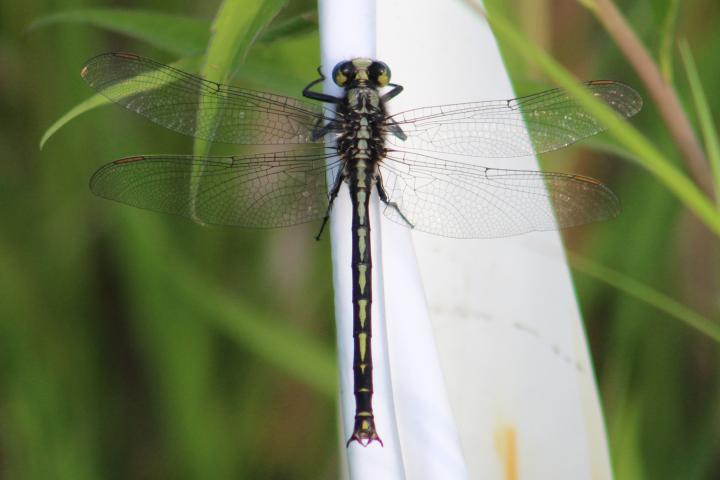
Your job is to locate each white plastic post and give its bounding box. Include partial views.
[319,0,613,478]
[318,1,406,479]
[377,1,614,479]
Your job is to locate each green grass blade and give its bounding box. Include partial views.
[166,260,337,396]
[39,57,201,149]
[180,0,333,399]
[37,3,306,151]
[659,0,680,84]
[228,0,289,77]
[607,400,646,480]
[568,252,720,342]
[191,0,287,216]
[257,10,316,43]
[39,94,109,150]
[679,40,720,207]
[583,138,644,164]
[200,0,287,87]
[28,9,210,57]
[30,8,315,57]
[117,211,336,397]
[478,1,720,238]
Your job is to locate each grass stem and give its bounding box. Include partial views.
[581,0,714,199]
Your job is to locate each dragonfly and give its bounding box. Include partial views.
[81,52,642,447]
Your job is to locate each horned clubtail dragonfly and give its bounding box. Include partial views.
[82,52,642,447]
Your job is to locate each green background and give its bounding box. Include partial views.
[0,0,718,478]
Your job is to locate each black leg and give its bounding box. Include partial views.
[385,117,407,141]
[376,182,414,229]
[381,84,407,140]
[381,83,404,102]
[315,168,346,241]
[311,121,338,142]
[303,66,342,104]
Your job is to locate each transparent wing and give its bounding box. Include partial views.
[81,52,337,144]
[387,81,642,157]
[378,151,620,238]
[90,150,342,228]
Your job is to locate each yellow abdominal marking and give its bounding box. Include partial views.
[358,333,367,362]
[358,264,367,294]
[358,299,367,328]
[357,190,367,225]
[358,228,367,263]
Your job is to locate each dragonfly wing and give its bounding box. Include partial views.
[90,150,342,228]
[81,52,336,144]
[378,151,620,238]
[387,81,642,157]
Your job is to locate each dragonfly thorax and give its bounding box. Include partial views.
[336,86,387,169]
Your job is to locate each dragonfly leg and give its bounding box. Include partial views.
[384,117,407,141]
[382,83,407,140]
[303,67,342,104]
[381,83,404,102]
[315,168,345,241]
[311,120,337,142]
[377,182,414,229]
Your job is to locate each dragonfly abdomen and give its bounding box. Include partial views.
[341,81,387,447]
[346,157,382,447]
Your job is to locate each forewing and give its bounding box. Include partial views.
[81,52,335,144]
[378,151,620,238]
[387,81,642,157]
[90,150,342,228]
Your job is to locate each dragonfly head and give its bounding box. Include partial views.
[332,59,391,88]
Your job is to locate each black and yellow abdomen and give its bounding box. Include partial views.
[338,79,387,446]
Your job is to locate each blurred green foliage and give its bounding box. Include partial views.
[0,0,718,478]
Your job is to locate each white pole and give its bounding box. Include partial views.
[318,1,406,479]
[377,0,614,479]
[319,0,613,478]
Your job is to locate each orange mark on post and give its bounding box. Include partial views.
[114,156,145,164]
[494,425,518,480]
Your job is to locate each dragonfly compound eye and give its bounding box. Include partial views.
[368,61,391,87]
[332,61,355,87]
